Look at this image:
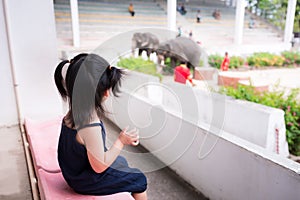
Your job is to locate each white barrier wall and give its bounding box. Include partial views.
[0,1,18,126]
[163,83,289,157]
[224,98,288,155]
[114,71,289,156]
[104,71,300,200]
[1,0,63,124]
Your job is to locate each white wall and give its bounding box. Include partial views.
[171,124,300,200]
[107,72,289,156]
[104,71,300,200]
[147,80,289,156]
[2,0,63,124]
[0,1,18,126]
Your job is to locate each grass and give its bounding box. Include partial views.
[117,57,162,81]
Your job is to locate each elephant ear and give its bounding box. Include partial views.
[175,37,196,62]
[157,42,170,54]
[140,33,149,47]
[168,40,186,60]
[133,32,143,43]
[165,43,171,51]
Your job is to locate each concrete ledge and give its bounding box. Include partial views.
[218,71,250,87]
[104,71,300,200]
[105,89,300,200]
[238,80,269,92]
[194,67,216,81]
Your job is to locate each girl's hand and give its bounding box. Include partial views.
[118,126,140,146]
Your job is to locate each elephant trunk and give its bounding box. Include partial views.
[131,39,137,56]
[157,54,165,66]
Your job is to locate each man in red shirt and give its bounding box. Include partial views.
[174,62,195,86]
[221,52,230,71]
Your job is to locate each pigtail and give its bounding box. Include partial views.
[71,56,96,127]
[109,66,124,97]
[54,60,69,100]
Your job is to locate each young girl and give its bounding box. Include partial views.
[54,53,147,200]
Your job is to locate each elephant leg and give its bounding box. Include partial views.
[157,56,161,66]
[171,57,177,69]
[146,49,151,59]
[138,49,143,56]
[155,55,161,73]
[187,62,195,77]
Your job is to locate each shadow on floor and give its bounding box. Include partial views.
[102,117,208,200]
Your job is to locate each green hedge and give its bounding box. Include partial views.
[208,54,245,69]
[208,51,300,69]
[117,57,162,80]
[247,52,285,67]
[281,51,300,66]
[220,85,300,156]
[162,57,179,74]
[229,56,245,69]
[208,54,223,69]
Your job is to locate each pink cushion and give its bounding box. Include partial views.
[24,117,63,172]
[37,169,134,200]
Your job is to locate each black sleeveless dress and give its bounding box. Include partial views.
[57,121,147,195]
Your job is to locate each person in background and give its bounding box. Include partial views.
[174,61,195,86]
[212,9,221,20]
[128,3,135,17]
[221,52,230,71]
[177,3,182,12]
[249,17,255,29]
[189,30,193,40]
[177,3,187,15]
[177,26,182,37]
[196,10,202,23]
[54,53,147,200]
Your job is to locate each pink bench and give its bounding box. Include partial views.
[37,169,134,200]
[24,117,62,172]
[24,117,134,200]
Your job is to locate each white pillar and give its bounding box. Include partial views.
[167,0,177,31]
[231,0,237,7]
[70,0,80,47]
[1,0,62,121]
[1,1,19,125]
[234,0,246,45]
[284,0,297,44]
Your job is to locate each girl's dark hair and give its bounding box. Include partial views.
[54,53,123,128]
[54,60,69,100]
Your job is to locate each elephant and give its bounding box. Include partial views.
[131,32,159,58]
[156,37,201,71]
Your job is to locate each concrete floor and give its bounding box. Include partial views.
[103,117,208,200]
[0,119,208,200]
[0,125,32,200]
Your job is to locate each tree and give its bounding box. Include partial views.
[247,0,300,32]
[295,0,300,32]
